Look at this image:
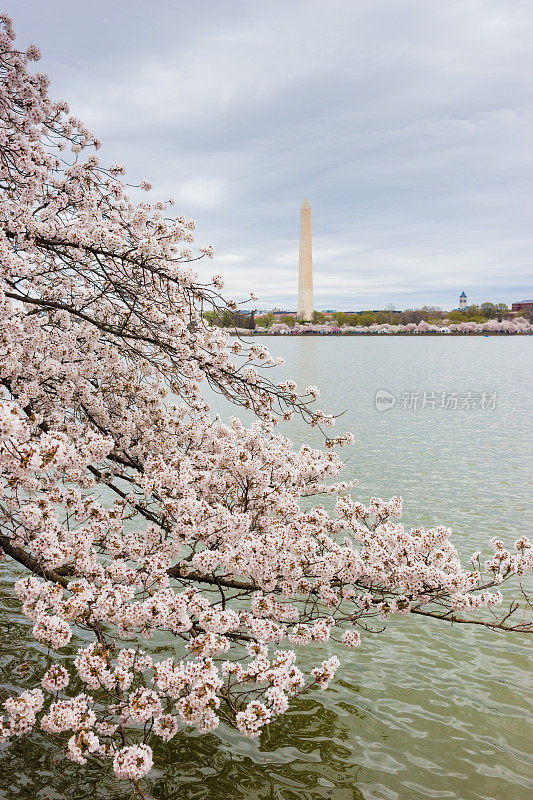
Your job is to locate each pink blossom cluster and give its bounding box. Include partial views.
[41,665,70,692]
[67,730,101,765]
[152,714,179,741]
[311,655,341,690]
[1,689,44,739]
[113,744,153,780]
[40,694,96,734]
[236,701,272,738]
[255,319,533,335]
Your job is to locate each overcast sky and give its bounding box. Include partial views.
[7,0,533,310]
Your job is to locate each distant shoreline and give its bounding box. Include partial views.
[232,331,532,337]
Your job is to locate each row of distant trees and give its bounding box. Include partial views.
[204,303,529,329]
[254,303,525,329]
[202,309,256,329]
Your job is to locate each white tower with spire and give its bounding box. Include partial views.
[298,198,313,321]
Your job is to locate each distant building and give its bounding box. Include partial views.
[272,309,296,322]
[459,291,467,310]
[511,300,533,312]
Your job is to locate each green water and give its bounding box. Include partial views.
[1,336,532,799]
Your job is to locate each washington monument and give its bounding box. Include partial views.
[297,198,313,320]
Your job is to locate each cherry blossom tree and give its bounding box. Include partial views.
[0,16,531,794]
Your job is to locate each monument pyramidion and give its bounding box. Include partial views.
[297,198,313,321]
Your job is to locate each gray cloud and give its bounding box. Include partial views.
[5,0,533,309]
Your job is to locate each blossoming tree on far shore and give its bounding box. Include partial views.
[0,16,531,793]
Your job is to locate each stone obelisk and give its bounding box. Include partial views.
[297,198,313,321]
